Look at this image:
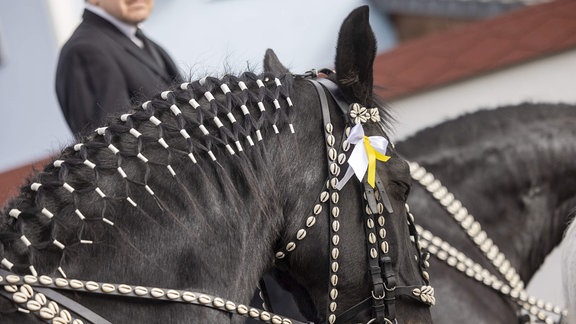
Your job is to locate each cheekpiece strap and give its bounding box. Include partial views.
[314,78,352,122]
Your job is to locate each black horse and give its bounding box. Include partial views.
[397,102,576,323]
[0,7,432,324]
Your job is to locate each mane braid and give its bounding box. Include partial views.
[0,71,295,281]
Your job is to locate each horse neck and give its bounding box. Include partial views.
[0,73,303,308]
[407,113,576,282]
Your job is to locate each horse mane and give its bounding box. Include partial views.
[0,71,296,278]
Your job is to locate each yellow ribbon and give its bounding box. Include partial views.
[363,136,390,187]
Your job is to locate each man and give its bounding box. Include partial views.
[55,0,182,136]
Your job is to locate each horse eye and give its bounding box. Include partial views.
[391,180,411,201]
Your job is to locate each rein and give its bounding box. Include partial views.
[408,161,568,323]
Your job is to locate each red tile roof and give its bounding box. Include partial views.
[0,158,52,206]
[373,0,576,100]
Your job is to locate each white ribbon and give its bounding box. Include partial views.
[335,124,389,190]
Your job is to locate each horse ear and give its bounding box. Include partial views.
[334,6,376,106]
[263,49,290,74]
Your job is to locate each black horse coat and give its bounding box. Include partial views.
[55,10,182,136]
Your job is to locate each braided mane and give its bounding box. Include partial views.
[0,71,295,278]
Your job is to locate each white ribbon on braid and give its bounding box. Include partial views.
[335,124,390,190]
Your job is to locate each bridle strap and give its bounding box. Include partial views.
[313,78,352,120]
[307,78,340,324]
[362,181,389,323]
[0,269,311,324]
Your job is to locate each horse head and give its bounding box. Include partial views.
[265,6,433,324]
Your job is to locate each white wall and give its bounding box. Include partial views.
[0,2,73,172]
[387,49,576,309]
[388,49,576,142]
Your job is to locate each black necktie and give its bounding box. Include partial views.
[135,28,165,70]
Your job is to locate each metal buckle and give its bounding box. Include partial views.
[367,318,396,324]
[383,281,396,292]
[371,288,385,300]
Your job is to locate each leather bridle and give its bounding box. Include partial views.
[0,72,434,324]
[308,74,435,324]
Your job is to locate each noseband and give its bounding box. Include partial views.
[0,72,434,324]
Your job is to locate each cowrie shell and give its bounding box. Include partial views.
[20,284,33,298]
[198,294,211,304]
[39,276,53,286]
[85,281,99,291]
[23,275,37,285]
[332,235,340,246]
[39,307,55,319]
[102,283,116,293]
[381,241,389,253]
[260,311,271,321]
[367,219,374,228]
[47,301,59,313]
[225,301,236,311]
[328,148,337,161]
[331,207,340,218]
[306,216,316,227]
[70,280,84,289]
[313,204,322,215]
[6,275,20,284]
[35,293,47,305]
[331,274,338,286]
[134,286,148,296]
[332,221,340,232]
[237,304,248,315]
[331,248,339,259]
[26,300,42,311]
[118,284,132,294]
[52,317,68,324]
[167,290,180,300]
[326,134,335,146]
[60,309,72,321]
[330,301,337,312]
[151,288,164,298]
[213,297,225,307]
[12,292,28,304]
[182,292,196,302]
[4,285,17,293]
[337,153,346,165]
[331,262,339,272]
[55,278,68,287]
[296,229,306,240]
[330,288,338,300]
